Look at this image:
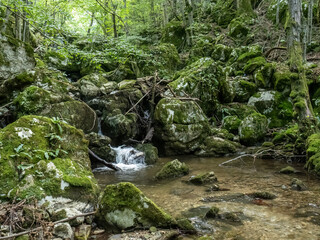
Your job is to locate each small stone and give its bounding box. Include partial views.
[75,224,91,240]
[176,218,196,232]
[189,172,217,185]
[149,226,157,233]
[248,191,276,200]
[206,184,220,192]
[92,229,105,235]
[291,178,308,191]
[53,223,74,240]
[205,206,219,218]
[280,166,297,174]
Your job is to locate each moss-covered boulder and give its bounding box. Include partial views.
[306,134,320,176]
[77,73,109,100]
[248,91,293,128]
[96,182,176,231]
[0,33,35,82]
[273,71,296,95]
[232,78,257,102]
[101,112,138,144]
[169,58,222,115]
[239,113,268,146]
[85,132,115,163]
[243,56,266,74]
[196,136,238,157]
[228,17,250,38]
[189,172,217,185]
[212,44,233,62]
[14,86,98,133]
[219,103,257,121]
[222,116,241,134]
[154,98,209,155]
[0,115,99,201]
[136,144,158,165]
[155,159,189,180]
[161,21,186,50]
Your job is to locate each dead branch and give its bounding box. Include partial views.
[88,149,121,171]
[0,211,96,240]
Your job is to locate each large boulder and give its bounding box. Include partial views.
[154,98,209,155]
[0,12,35,82]
[196,136,238,157]
[248,91,293,128]
[169,57,223,115]
[136,144,158,165]
[239,113,268,146]
[0,115,99,201]
[96,182,176,231]
[14,86,98,133]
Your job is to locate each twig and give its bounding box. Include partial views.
[89,149,121,171]
[0,211,96,240]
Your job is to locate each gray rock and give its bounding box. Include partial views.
[155,159,189,180]
[74,224,91,240]
[53,223,74,240]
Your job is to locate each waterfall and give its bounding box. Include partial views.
[109,146,146,171]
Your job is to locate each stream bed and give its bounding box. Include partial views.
[94,155,320,240]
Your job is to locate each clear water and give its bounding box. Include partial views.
[94,155,320,239]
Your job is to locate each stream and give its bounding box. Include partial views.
[94,154,320,239]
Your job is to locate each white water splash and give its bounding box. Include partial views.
[94,146,146,171]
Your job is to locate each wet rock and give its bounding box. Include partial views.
[218,212,243,223]
[196,136,238,157]
[248,192,276,200]
[189,172,217,185]
[155,159,189,180]
[53,223,74,240]
[0,115,99,201]
[176,218,196,233]
[280,166,297,174]
[135,144,158,165]
[239,112,268,146]
[291,178,308,191]
[154,98,209,155]
[74,224,91,240]
[205,206,219,218]
[85,132,115,163]
[96,182,176,231]
[52,208,85,226]
[118,80,136,90]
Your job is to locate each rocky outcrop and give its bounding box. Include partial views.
[0,115,99,202]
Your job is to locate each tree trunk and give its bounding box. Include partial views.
[237,0,254,16]
[163,2,169,26]
[112,12,118,38]
[87,12,95,35]
[287,0,315,125]
[184,0,193,46]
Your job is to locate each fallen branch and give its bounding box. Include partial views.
[0,211,96,240]
[265,47,287,58]
[89,149,121,171]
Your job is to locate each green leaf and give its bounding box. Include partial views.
[14,144,24,153]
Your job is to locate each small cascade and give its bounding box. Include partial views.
[94,146,146,171]
[97,117,103,135]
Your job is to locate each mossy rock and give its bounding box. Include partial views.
[155,159,189,180]
[118,80,137,90]
[0,115,99,202]
[272,124,299,144]
[160,21,186,50]
[205,206,220,218]
[78,72,108,88]
[228,17,250,38]
[219,103,257,120]
[306,134,320,176]
[136,144,158,165]
[248,91,293,128]
[190,37,215,60]
[232,78,257,102]
[96,182,176,231]
[273,72,298,94]
[169,58,222,115]
[196,136,238,157]
[212,44,233,62]
[189,172,217,185]
[210,0,236,27]
[239,112,268,146]
[154,98,209,155]
[222,116,241,134]
[102,112,138,145]
[243,56,266,74]
[280,166,297,174]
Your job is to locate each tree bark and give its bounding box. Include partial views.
[287,0,315,125]
[237,0,254,16]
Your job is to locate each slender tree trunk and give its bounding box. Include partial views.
[276,0,280,24]
[287,0,315,123]
[184,0,193,46]
[112,12,118,38]
[87,12,95,35]
[123,0,129,36]
[163,2,169,26]
[307,0,314,43]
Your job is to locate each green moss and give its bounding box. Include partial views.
[136,144,158,165]
[155,159,189,180]
[223,116,241,134]
[205,206,219,218]
[233,79,257,102]
[272,124,299,144]
[189,172,217,185]
[161,21,186,50]
[237,49,262,63]
[212,44,233,62]
[97,182,176,230]
[280,166,297,174]
[274,72,298,93]
[243,56,266,74]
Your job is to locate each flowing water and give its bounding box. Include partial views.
[94,154,320,240]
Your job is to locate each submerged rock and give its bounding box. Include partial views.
[280,166,297,174]
[0,115,99,201]
[96,182,176,231]
[155,159,189,180]
[238,112,268,146]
